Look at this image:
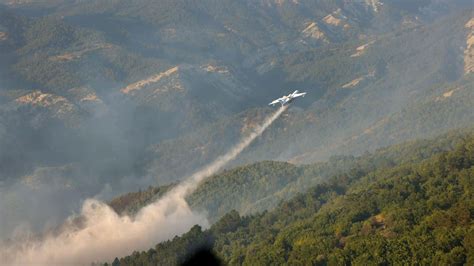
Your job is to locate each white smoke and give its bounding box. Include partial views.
[0,106,287,265]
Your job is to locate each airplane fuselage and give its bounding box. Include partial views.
[269,90,307,106]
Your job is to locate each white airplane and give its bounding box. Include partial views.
[269,90,307,106]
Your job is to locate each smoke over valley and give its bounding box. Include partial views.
[0,106,287,265]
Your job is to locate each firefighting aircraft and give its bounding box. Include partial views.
[268,90,307,106]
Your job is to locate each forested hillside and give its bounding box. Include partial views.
[109,128,473,220]
[146,11,474,180]
[112,128,474,265]
[1,1,472,185]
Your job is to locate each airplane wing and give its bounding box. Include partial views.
[293,92,306,98]
[269,96,286,106]
[269,99,280,106]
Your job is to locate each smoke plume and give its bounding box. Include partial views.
[0,106,287,265]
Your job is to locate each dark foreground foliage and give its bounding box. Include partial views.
[110,130,474,265]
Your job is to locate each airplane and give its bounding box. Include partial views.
[269,90,307,106]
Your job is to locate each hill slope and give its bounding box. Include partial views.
[113,128,474,265]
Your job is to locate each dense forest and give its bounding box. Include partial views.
[107,128,474,265]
